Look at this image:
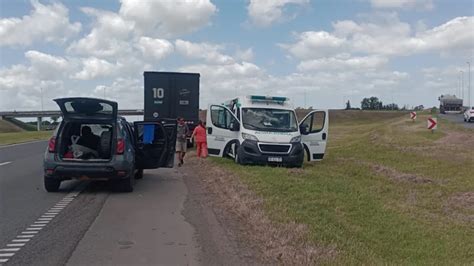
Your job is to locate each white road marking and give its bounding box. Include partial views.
[26,228,43,231]
[17,235,34,238]
[30,224,46,228]
[12,239,30,243]
[0,185,86,263]
[7,244,25,247]
[21,231,39,234]
[0,248,20,252]
[0,161,11,166]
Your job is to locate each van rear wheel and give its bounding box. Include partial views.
[44,177,61,192]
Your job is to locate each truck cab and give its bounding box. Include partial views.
[206,95,329,167]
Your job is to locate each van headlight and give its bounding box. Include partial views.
[242,133,258,141]
[290,135,301,143]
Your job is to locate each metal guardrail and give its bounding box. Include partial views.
[0,110,144,118]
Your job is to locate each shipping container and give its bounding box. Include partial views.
[144,71,200,146]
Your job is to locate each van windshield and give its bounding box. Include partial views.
[242,108,298,132]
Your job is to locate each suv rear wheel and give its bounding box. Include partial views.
[115,175,133,192]
[134,169,144,179]
[44,177,61,192]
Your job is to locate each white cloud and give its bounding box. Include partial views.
[370,0,434,10]
[135,37,174,61]
[234,48,255,62]
[283,14,474,58]
[281,31,347,59]
[119,0,217,37]
[67,7,134,58]
[175,39,235,64]
[298,56,388,72]
[247,0,309,27]
[72,57,119,80]
[0,0,81,47]
[25,50,70,80]
[94,78,143,109]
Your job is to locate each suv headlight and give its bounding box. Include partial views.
[290,135,301,143]
[242,133,258,141]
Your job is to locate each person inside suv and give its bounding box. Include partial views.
[77,125,100,150]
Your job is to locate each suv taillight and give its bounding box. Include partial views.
[116,139,125,154]
[48,137,56,153]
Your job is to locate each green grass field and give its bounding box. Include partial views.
[0,131,52,145]
[212,110,474,264]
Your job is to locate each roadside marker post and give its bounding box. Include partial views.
[427,117,437,133]
[410,112,417,122]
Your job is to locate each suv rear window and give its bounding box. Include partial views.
[64,101,113,115]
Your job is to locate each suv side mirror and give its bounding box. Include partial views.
[230,121,240,131]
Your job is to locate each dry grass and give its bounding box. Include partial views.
[184,155,337,265]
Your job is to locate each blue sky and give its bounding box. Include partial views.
[1,0,473,112]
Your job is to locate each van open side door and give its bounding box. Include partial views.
[134,119,177,168]
[299,110,329,161]
[206,105,240,157]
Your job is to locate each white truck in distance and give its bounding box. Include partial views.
[206,95,329,167]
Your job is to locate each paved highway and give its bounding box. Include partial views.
[439,113,474,129]
[0,141,248,265]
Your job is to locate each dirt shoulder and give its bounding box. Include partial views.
[180,153,335,265]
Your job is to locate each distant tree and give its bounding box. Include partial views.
[414,105,424,111]
[345,100,351,110]
[383,103,399,110]
[361,97,383,110]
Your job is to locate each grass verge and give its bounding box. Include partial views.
[0,131,52,146]
[211,111,473,264]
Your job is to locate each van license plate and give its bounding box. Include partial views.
[268,157,282,162]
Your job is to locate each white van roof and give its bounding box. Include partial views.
[232,95,293,110]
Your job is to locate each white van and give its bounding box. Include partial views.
[206,95,329,167]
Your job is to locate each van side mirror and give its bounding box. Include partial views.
[300,125,309,135]
[230,122,240,131]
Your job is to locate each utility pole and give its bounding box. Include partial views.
[467,61,471,107]
[40,87,44,112]
[460,71,464,103]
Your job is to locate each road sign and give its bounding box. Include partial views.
[410,112,417,120]
[427,117,437,130]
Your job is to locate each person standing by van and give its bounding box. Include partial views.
[191,120,208,158]
[176,117,189,167]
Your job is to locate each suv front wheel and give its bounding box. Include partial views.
[44,177,61,192]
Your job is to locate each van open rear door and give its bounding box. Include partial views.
[299,110,329,161]
[134,119,177,168]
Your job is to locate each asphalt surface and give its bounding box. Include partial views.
[0,141,245,265]
[439,113,474,129]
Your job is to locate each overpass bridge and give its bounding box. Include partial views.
[0,110,144,131]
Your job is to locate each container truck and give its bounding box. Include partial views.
[144,71,200,146]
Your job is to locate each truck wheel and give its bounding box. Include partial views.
[44,177,61,192]
[134,169,144,179]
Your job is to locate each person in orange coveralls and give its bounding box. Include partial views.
[191,120,208,158]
